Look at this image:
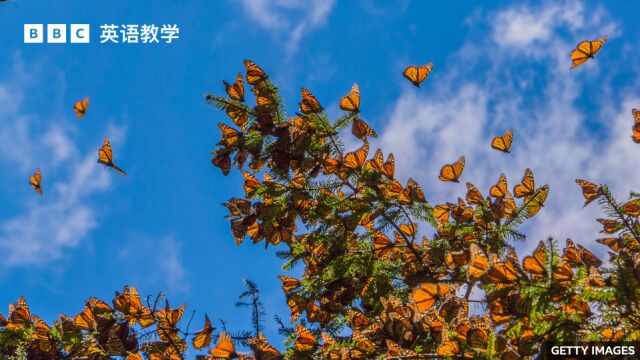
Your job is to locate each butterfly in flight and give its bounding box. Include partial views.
[73,97,89,119]
[403,63,433,87]
[29,169,43,195]
[491,129,513,153]
[631,109,640,143]
[438,156,465,182]
[570,37,607,69]
[98,138,127,175]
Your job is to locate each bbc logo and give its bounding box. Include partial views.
[24,24,90,43]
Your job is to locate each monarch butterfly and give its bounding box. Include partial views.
[351,118,377,139]
[299,88,323,114]
[74,306,96,330]
[631,109,640,143]
[489,174,508,198]
[465,182,485,205]
[373,232,394,258]
[73,97,89,118]
[209,332,236,359]
[575,179,600,206]
[433,203,452,222]
[412,283,450,312]
[563,239,602,268]
[386,339,418,357]
[526,185,548,217]
[294,325,318,352]
[247,333,282,359]
[491,129,513,153]
[439,156,465,182]
[277,275,301,293]
[243,59,267,85]
[223,73,244,102]
[513,168,535,198]
[343,143,368,170]
[403,63,433,87]
[468,243,490,279]
[97,138,127,176]
[7,297,31,330]
[340,83,360,113]
[523,241,547,281]
[570,37,607,69]
[467,328,489,350]
[29,169,43,195]
[192,315,214,350]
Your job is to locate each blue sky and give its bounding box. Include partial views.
[1,0,639,355]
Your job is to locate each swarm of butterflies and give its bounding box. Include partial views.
[4,36,640,359]
[28,97,126,197]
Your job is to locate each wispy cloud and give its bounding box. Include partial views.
[372,0,637,255]
[239,0,335,54]
[0,56,126,268]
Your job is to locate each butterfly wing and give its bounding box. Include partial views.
[29,169,43,195]
[439,156,465,182]
[491,129,513,152]
[340,83,360,112]
[570,37,607,69]
[223,73,245,101]
[514,168,535,198]
[73,97,89,118]
[243,59,267,85]
[403,63,433,87]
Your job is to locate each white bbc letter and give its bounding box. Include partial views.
[47,24,67,43]
[70,24,90,43]
[24,24,43,43]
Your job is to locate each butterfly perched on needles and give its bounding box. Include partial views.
[491,129,513,153]
[73,97,89,119]
[97,138,127,176]
[223,73,244,102]
[29,169,43,195]
[340,83,360,113]
[631,109,640,143]
[570,36,607,69]
[439,156,465,182]
[403,63,433,87]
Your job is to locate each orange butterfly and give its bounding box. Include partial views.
[343,143,368,170]
[340,83,360,113]
[209,332,236,359]
[403,63,433,87]
[412,283,450,312]
[631,109,640,143]
[513,168,535,198]
[439,156,465,182]
[73,97,89,118]
[526,185,548,217]
[29,169,43,195]
[223,73,244,102]
[192,314,214,350]
[466,182,485,205]
[294,324,318,352]
[490,174,508,198]
[570,36,607,69]
[277,275,301,293]
[243,59,267,85]
[97,138,127,175]
[491,129,513,153]
[575,179,600,206]
[351,118,376,139]
[299,88,323,114]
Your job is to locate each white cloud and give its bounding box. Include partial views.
[372,0,637,257]
[117,234,190,294]
[0,57,126,268]
[239,0,335,54]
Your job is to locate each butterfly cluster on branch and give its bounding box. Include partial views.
[5,33,640,359]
